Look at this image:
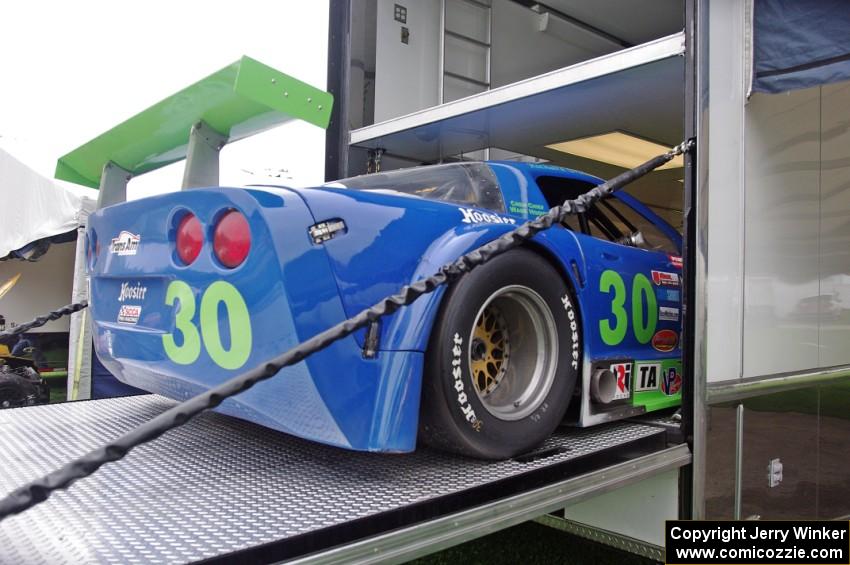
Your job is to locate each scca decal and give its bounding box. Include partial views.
[117,305,142,325]
[458,207,517,225]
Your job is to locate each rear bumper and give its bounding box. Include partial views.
[88,187,423,452]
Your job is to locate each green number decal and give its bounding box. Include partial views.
[162,280,201,365]
[163,280,252,369]
[200,281,253,370]
[599,270,628,345]
[631,273,657,344]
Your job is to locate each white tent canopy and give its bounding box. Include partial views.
[0,147,95,258]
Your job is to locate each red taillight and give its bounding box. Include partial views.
[213,210,250,268]
[176,213,203,265]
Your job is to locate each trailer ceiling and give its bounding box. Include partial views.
[350,33,684,180]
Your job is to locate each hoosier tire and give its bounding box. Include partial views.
[418,248,581,459]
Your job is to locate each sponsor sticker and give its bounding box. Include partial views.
[119,282,148,302]
[117,304,142,325]
[451,333,481,431]
[669,255,683,269]
[635,363,661,392]
[652,329,679,352]
[562,294,580,370]
[610,362,632,400]
[656,288,681,302]
[110,231,140,256]
[661,366,682,395]
[651,270,679,287]
[659,306,679,322]
[458,207,517,225]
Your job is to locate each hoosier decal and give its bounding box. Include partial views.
[562,294,580,370]
[458,207,517,225]
[451,333,481,431]
[119,282,148,302]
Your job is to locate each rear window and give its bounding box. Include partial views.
[326,163,505,212]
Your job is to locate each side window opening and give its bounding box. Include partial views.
[535,174,677,253]
[536,175,598,235]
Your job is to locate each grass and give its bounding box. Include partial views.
[409,521,658,565]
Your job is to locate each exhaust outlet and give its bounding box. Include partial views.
[590,368,617,404]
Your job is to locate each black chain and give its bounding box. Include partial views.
[0,302,89,343]
[0,140,693,521]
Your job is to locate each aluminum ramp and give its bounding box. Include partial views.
[0,395,688,564]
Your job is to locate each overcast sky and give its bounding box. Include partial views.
[0,1,329,200]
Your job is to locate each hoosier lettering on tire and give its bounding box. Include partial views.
[418,248,581,460]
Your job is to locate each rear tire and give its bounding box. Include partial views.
[418,248,581,459]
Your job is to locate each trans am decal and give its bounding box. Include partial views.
[109,231,140,256]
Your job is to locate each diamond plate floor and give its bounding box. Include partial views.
[0,395,666,564]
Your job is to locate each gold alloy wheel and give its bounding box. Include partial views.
[467,285,559,422]
[470,305,511,396]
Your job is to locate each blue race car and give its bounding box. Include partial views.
[86,160,683,459]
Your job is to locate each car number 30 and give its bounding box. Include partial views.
[162,280,253,370]
[598,269,657,346]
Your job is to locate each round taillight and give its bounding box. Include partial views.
[213,210,250,268]
[176,213,203,265]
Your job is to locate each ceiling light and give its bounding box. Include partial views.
[546,131,683,170]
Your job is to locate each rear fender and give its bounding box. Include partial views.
[385,223,589,352]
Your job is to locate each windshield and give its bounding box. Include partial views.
[326,162,505,212]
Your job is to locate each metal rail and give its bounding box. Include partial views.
[706,364,850,404]
[290,445,690,565]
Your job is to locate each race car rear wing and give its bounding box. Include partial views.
[55,56,333,208]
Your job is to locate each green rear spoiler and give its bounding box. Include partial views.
[56,55,333,207]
